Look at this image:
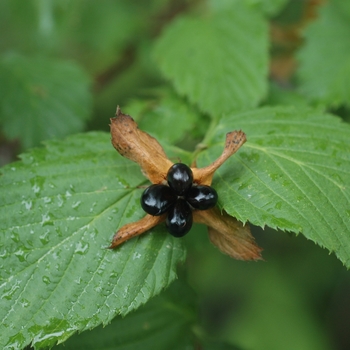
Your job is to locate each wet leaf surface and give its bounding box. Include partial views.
[153,3,268,115]
[198,106,350,267]
[0,132,186,349]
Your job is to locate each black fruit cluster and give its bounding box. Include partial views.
[140,163,218,237]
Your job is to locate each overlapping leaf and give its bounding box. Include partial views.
[0,54,92,149]
[125,88,205,144]
[0,132,186,349]
[209,0,289,16]
[56,279,196,350]
[0,1,150,73]
[197,106,350,267]
[297,0,350,107]
[153,4,268,115]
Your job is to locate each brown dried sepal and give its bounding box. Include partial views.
[191,130,246,186]
[109,214,166,249]
[193,208,262,260]
[110,107,173,184]
[110,108,262,260]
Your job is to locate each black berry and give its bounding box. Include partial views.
[167,163,193,195]
[140,162,219,238]
[166,198,193,237]
[141,184,176,216]
[186,185,218,210]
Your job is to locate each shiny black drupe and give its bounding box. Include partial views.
[140,163,218,238]
[166,198,193,237]
[141,184,176,216]
[186,185,218,210]
[167,163,193,196]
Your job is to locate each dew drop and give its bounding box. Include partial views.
[41,213,51,225]
[72,201,81,209]
[7,335,26,350]
[89,228,98,239]
[42,276,51,285]
[21,200,32,210]
[43,197,52,204]
[296,196,303,202]
[20,298,30,308]
[32,329,66,344]
[0,249,7,258]
[32,184,40,194]
[94,286,102,293]
[39,230,50,245]
[122,286,129,298]
[268,173,279,181]
[275,202,283,210]
[14,249,28,262]
[89,202,97,213]
[2,281,20,300]
[56,197,63,209]
[75,241,89,254]
[10,231,20,243]
[133,252,141,260]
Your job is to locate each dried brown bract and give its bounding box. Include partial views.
[109,107,262,260]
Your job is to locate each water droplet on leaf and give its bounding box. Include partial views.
[75,241,89,254]
[42,276,51,285]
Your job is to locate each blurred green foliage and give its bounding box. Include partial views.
[1,0,350,349]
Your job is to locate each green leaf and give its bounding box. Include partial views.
[153,4,269,115]
[266,82,309,107]
[56,278,196,350]
[125,88,206,144]
[201,340,242,350]
[0,0,41,53]
[208,0,289,17]
[56,1,150,73]
[0,132,186,349]
[197,106,350,267]
[229,264,333,350]
[247,0,289,16]
[297,0,350,107]
[0,54,92,149]
[0,1,153,73]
